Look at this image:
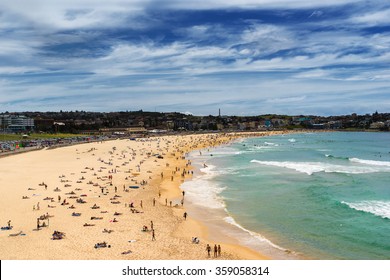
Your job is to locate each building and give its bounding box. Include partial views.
[0,114,34,132]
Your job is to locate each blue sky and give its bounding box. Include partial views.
[0,0,389,116]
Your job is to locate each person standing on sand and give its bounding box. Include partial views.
[206,244,211,257]
[151,229,156,241]
[218,245,221,257]
[153,198,156,206]
[214,244,218,257]
[150,220,154,230]
[7,220,11,228]
[183,212,187,220]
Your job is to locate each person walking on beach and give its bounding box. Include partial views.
[150,220,154,230]
[206,244,211,257]
[151,229,156,241]
[214,244,218,257]
[183,212,187,220]
[218,245,221,257]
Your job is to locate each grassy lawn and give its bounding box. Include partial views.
[0,133,88,141]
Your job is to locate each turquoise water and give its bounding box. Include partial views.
[181,132,390,259]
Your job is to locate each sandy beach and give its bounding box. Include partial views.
[0,132,287,260]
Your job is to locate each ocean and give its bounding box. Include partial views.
[181,132,390,259]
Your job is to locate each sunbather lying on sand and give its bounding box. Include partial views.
[52,231,65,240]
[76,198,86,203]
[121,250,132,255]
[91,217,103,220]
[1,226,13,230]
[9,231,25,237]
[94,242,110,248]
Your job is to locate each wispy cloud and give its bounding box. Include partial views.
[0,0,389,115]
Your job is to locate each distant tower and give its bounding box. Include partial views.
[218,108,221,117]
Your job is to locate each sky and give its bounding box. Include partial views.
[0,0,389,116]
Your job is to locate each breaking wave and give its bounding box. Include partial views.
[250,160,390,175]
[349,158,390,167]
[341,200,390,219]
[223,216,291,252]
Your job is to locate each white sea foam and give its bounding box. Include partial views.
[349,157,390,167]
[341,200,390,219]
[199,164,217,174]
[223,216,289,252]
[288,138,296,143]
[181,165,226,210]
[264,142,279,146]
[250,160,390,175]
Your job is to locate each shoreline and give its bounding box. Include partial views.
[0,131,298,260]
[158,133,277,260]
[177,138,302,260]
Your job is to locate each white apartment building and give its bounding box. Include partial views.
[0,114,34,132]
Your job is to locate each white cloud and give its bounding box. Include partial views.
[0,0,149,30]
[351,8,390,26]
[0,0,389,115]
[157,0,359,10]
